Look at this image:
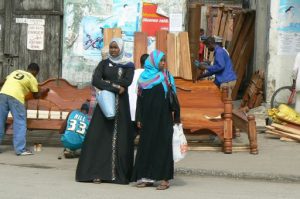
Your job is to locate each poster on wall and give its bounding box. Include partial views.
[169,13,183,32]
[62,0,141,85]
[277,0,300,55]
[141,2,169,36]
[27,25,45,50]
[113,0,141,59]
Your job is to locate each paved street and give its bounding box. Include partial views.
[0,163,299,199]
[0,146,300,199]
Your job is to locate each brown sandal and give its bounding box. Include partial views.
[136,182,154,188]
[156,183,170,190]
[93,179,102,184]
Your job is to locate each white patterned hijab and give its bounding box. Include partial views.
[108,38,131,65]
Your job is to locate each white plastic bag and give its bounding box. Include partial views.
[172,123,188,162]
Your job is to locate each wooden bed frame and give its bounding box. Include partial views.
[176,78,257,154]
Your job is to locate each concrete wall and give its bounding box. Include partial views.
[266,0,297,103]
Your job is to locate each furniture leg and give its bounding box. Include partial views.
[247,114,258,154]
[223,87,233,154]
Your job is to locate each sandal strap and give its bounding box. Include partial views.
[156,183,170,190]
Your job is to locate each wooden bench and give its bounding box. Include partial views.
[6,78,91,130]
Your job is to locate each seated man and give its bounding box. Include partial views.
[59,103,90,158]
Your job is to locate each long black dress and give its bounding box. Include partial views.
[132,83,180,181]
[76,59,134,184]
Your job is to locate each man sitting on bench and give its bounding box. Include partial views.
[59,103,90,159]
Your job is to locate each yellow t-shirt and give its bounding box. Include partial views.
[0,70,38,104]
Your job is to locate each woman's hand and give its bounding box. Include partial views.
[119,86,125,94]
[137,121,142,129]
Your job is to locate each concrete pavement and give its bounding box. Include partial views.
[176,133,300,183]
[1,132,300,184]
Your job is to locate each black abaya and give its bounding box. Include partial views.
[76,59,134,184]
[132,83,180,181]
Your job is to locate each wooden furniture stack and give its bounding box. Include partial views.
[206,5,241,46]
[240,70,264,109]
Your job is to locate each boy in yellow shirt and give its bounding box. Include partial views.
[0,63,49,155]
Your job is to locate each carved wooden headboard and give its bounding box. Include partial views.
[7,78,91,130]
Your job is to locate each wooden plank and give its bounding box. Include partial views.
[280,137,297,142]
[188,146,249,152]
[4,0,12,54]
[212,17,218,36]
[0,0,4,9]
[231,12,255,70]
[227,12,245,55]
[268,129,300,141]
[266,125,276,130]
[103,28,122,47]
[206,6,213,36]
[218,10,228,37]
[133,32,148,69]
[14,0,55,10]
[167,33,178,76]
[226,17,234,42]
[222,11,232,47]
[156,30,168,54]
[179,32,192,80]
[212,7,223,36]
[188,4,201,80]
[272,123,300,136]
[231,18,255,100]
[265,130,282,138]
[46,15,61,79]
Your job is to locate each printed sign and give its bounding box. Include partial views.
[27,25,45,50]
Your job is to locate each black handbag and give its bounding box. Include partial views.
[168,87,180,112]
[166,72,180,112]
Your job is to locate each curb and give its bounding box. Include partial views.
[175,167,300,183]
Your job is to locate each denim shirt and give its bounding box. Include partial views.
[205,45,237,86]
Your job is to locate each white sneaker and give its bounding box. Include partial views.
[17,150,34,156]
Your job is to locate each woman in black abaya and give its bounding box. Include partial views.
[132,50,180,190]
[76,38,134,184]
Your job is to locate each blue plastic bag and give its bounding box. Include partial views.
[96,90,116,119]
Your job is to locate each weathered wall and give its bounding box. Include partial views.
[0,0,63,82]
[266,0,299,102]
